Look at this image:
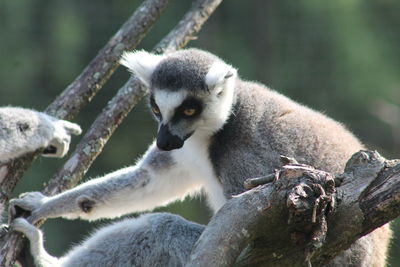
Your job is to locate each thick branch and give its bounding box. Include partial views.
[187,186,278,266]
[0,0,223,265]
[187,151,400,267]
[360,159,400,232]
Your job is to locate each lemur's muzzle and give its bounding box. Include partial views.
[156,124,184,151]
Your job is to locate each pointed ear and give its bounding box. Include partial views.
[120,50,165,87]
[205,61,237,90]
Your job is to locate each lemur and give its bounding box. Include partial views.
[10,49,391,267]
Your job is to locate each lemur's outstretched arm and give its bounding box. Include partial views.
[10,143,202,223]
[0,107,82,162]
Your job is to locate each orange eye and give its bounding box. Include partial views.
[183,109,196,116]
[152,106,160,114]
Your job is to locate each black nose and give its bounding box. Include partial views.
[156,124,184,151]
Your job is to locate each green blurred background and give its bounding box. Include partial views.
[1,0,400,265]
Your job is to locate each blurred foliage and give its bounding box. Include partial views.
[1,0,399,265]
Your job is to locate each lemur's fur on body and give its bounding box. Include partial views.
[11,49,390,267]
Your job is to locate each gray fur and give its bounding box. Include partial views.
[209,79,362,197]
[11,213,204,267]
[208,79,391,265]
[62,213,204,267]
[145,149,175,170]
[151,49,217,92]
[10,49,391,267]
[27,166,154,221]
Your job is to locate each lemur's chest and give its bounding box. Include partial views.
[172,136,226,213]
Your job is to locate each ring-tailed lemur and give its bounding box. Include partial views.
[10,49,391,267]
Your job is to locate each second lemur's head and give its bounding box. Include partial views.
[121,48,237,151]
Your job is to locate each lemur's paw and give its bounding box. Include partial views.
[11,217,33,232]
[11,218,39,239]
[43,119,82,158]
[9,192,48,223]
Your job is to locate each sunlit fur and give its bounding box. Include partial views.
[120,50,165,87]
[154,91,187,122]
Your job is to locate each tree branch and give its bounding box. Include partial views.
[187,151,399,267]
[0,0,223,265]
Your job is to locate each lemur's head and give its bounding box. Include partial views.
[121,48,237,151]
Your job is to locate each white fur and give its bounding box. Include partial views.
[50,142,203,221]
[108,149,203,215]
[205,61,237,92]
[199,69,237,134]
[120,50,165,87]
[40,136,225,221]
[12,218,58,267]
[172,131,227,212]
[154,90,188,122]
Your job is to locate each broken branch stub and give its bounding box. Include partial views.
[283,164,336,264]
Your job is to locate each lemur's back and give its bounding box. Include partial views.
[209,79,390,266]
[210,79,363,197]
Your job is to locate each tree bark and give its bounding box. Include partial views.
[187,150,399,266]
[0,0,223,265]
